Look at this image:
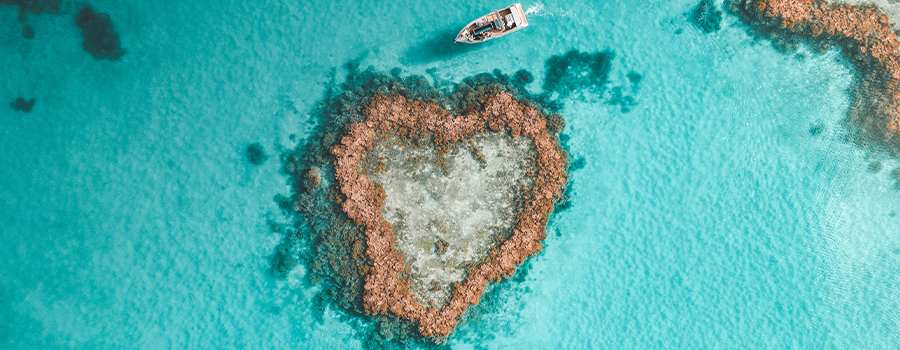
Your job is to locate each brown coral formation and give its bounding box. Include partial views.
[728,0,900,152]
[434,237,449,256]
[330,91,567,339]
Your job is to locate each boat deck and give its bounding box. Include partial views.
[456,3,529,43]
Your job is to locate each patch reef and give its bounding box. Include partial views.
[727,0,900,152]
[331,91,567,339]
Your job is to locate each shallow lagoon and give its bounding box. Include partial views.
[2,0,899,348]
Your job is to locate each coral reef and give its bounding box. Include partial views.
[280,64,568,346]
[513,69,535,85]
[434,237,449,256]
[869,160,884,172]
[726,0,900,154]
[75,6,125,60]
[543,50,615,97]
[0,0,60,21]
[23,24,34,39]
[608,86,638,113]
[809,122,826,136]
[332,91,567,340]
[1,0,58,39]
[245,143,268,165]
[691,0,724,33]
[10,97,35,112]
[606,71,643,113]
[627,71,644,85]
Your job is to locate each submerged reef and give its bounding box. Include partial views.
[1,0,59,39]
[690,0,724,33]
[245,143,268,165]
[22,24,34,39]
[75,6,125,60]
[543,50,615,98]
[607,71,643,113]
[280,64,568,345]
[10,97,36,112]
[1,2,124,58]
[726,0,900,154]
[0,0,60,21]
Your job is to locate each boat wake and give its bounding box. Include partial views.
[524,2,575,17]
[525,2,544,15]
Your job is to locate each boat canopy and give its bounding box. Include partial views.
[510,7,524,26]
[491,18,504,30]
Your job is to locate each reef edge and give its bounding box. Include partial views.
[726,0,900,154]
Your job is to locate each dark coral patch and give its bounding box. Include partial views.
[809,123,825,137]
[608,70,642,113]
[23,24,34,39]
[627,71,643,85]
[513,69,534,85]
[75,6,125,60]
[546,113,565,133]
[543,49,615,97]
[0,0,60,21]
[570,157,586,171]
[690,0,723,33]
[869,161,883,173]
[270,240,298,278]
[608,86,638,113]
[10,98,36,112]
[245,143,268,165]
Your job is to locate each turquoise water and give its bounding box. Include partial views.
[2,0,899,348]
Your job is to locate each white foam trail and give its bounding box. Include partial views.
[525,2,544,15]
[525,2,575,17]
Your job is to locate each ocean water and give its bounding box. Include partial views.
[2,0,899,348]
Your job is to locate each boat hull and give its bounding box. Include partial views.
[455,3,529,44]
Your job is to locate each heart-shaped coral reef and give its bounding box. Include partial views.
[282,66,568,345]
[331,91,567,340]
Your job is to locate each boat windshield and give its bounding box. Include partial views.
[473,18,504,35]
[473,24,492,35]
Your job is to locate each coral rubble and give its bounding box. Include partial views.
[362,131,535,309]
[726,0,900,153]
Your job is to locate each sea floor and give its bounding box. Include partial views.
[2,0,899,348]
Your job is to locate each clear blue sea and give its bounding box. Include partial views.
[2,0,899,348]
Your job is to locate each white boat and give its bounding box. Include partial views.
[455,3,529,44]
